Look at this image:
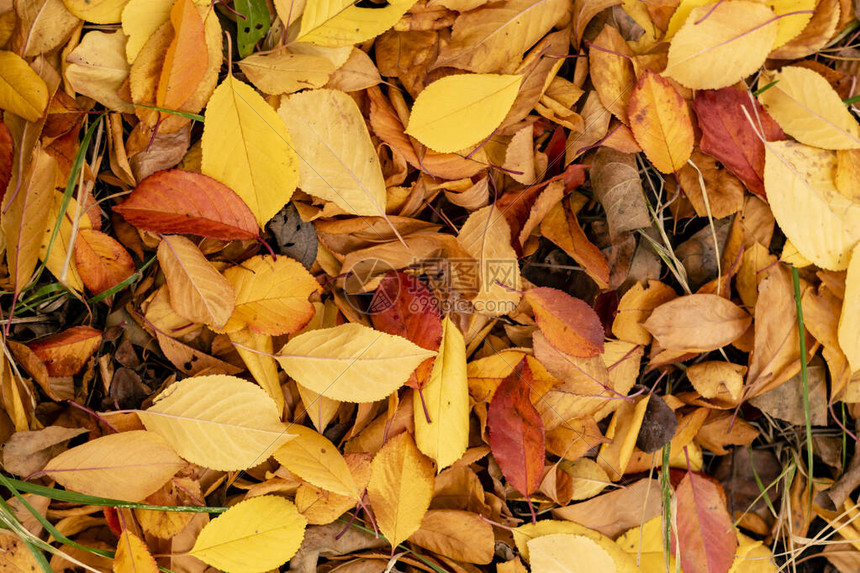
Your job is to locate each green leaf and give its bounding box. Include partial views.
[235,0,271,58]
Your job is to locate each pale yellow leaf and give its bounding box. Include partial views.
[457,205,521,316]
[434,0,569,73]
[229,328,284,413]
[65,30,134,113]
[121,0,171,63]
[190,495,306,573]
[222,254,320,335]
[687,361,746,401]
[273,425,358,498]
[2,146,56,297]
[367,432,434,547]
[665,1,777,90]
[628,70,694,174]
[138,375,294,471]
[39,191,92,293]
[113,530,158,573]
[324,47,381,92]
[276,323,437,402]
[528,534,618,572]
[560,458,611,501]
[278,88,387,216]
[296,380,340,433]
[201,74,299,228]
[62,0,129,23]
[415,316,469,471]
[0,50,49,121]
[157,235,235,329]
[513,520,637,571]
[839,243,860,372]
[764,140,860,270]
[43,430,184,502]
[239,49,334,95]
[759,66,860,150]
[295,0,417,47]
[406,74,523,153]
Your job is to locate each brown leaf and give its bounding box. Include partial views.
[643,294,751,352]
[409,510,494,565]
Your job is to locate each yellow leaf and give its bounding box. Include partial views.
[65,30,133,113]
[368,432,434,547]
[611,280,678,345]
[528,534,619,572]
[628,70,694,174]
[415,317,469,470]
[295,0,418,47]
[138,375,294,471]
[457,205,521,316]
[0,50,49,121]
[157,235,235,329]
[62,0,129,23]
[2,146,56,297]
[764,141,860,270]
[560,458,611,501]
[759,66,860,150]
[222,254,320,335]
[406,74,523,153]
[113,530,158,573]
[190,495,306,573]
[513,520,638,571]
[39,191,93,293]
[665,0,710,39]
[665,1,777,90]
[769,0,815,48]
[239,49,334,95]
[0,530,42,571]
[276,323,437,402]
[201,74,299,228]
[43,430,184,502]
[278,89,387,216]
[273,425,359,498]
[229,328,284,413]
[839,243,860,372]
[121,0,171,63]
[687,361,746,401]
[433,0,569,73]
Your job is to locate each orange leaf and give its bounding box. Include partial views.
[74,229,134,295]
[524,286,604,357]
[673,472,738,573]
[114,170,259,241]
[28,326,102,377]
[628,70,694,173]
[156,0,208,115]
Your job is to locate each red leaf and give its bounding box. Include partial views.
[524,286,605,357]
[673,471,738,573]
[692,88,784,199]
[114,169,259,240]
[74,229,135,295]
[29,326,103,377]
[370,272,442,388]
[0,120,11,206]
[487,358,545,497]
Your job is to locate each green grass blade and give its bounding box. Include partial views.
[133,103,205,122]
[790,266,814,506]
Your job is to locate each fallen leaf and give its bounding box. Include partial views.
[673,472,739,573]
[114,529,158,573]
[276,323,437,402]
[487,358,545,498]
[406,74,523,153]
[0,50,49,121]
[138,375,293,471]
[665,1,778,90]
[367,431,434,547]
[43,430,184,502]
[201,73,299,228]
[239,49,334,95]
[415,316,469,470]
[65,31,134,113]
[74,228,134,295]
[528,533,619,572]
[295,0,418,47]
[524,287,604,357]
[644,294,751,352]
[157,234,236,329]
[409,510,494,565]
[839,243,860,372]
[612,280,677,345]
[28,325,102,377]
[590,147,652,238]
[114,169,259,241]
[190,495,306,573]
[273,425,359,498]
[628,70,694,174]
[279,88,387,216]
[62,0,129,23]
